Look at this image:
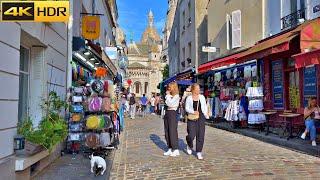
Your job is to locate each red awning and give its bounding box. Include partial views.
[293,48,320,68]
[198,53,242,74]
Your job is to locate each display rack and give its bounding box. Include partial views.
[246,87,266,127]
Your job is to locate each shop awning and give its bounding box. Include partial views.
[198,53,241,74]
[176,68,195,80]
[177,79,194,86]
[237,31,300,61]
[162,76,177,86]
[293,48,320,68]
[237,18,320,62]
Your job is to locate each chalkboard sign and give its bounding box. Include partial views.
[303,66,317,106]
[272,60,284,109]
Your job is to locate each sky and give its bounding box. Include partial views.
[117,0,168,43]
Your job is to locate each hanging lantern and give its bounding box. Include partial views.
[95,67,107,78]
[14,135,25,150]
[127,79,132,86]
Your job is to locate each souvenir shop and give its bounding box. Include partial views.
[66,37,121,157]
[201,58,266,127]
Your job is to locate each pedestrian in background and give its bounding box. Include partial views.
[150,95,156,115]
[129,93,136,119]
[163,82,181,157]
[140,94,148,117]
[185,83,209,160]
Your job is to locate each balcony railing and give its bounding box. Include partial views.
[281,9,305,30]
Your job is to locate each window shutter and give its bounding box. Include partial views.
[226,14,231,50]
[232,10,241,48]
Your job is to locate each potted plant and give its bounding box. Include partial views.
[17,91,68,155]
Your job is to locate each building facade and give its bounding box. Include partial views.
[162,0,179,64]
[206,0,264,62]
[167,0,209,75]
[0,22,68,179]
[127,11,164,97]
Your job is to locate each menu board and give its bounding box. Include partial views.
[303,66,317,106]
[272,60,284,109]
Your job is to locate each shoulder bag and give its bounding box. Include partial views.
[188,100,200,121]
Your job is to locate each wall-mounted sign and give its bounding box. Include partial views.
[104,47,118,60]
[82,16,100,40]
[314,4,320,13]
[303,65,317,106]
[202,46,218,53]
[272,60,284,109]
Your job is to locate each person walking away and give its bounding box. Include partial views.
[150,95,156,115]
[155,93,161,114]
[129,93,136,119]
[185,83,209,160]
[301,97,320,146]
[140,94,148,117]
[163,82,181,157]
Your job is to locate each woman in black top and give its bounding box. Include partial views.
[185,83,209,160]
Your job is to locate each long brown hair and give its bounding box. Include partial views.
[168,82,179,96]
[308,97,318,109]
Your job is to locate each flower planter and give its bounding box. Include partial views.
[24,141,43,156]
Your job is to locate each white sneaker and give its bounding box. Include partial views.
[197,152,203,160]
[170,150,180,157]
[301,133,306,140]
[186,146,192,155]
[312,141,317,146]
[163,149,172,156]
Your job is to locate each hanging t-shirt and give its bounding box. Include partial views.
[251,65,257,77]
[244,66,252,78]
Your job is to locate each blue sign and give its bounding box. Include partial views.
[303,66,317,106]
[272,60,284,109]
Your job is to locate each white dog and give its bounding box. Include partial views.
[90,154,107,176]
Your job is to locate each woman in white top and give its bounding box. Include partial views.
[185,83,209,160]
[163,82,181,157]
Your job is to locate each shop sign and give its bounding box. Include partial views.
[82,16,100,40]
[303,66,317,106]
[272,60,284,109]
[314,4,320,13]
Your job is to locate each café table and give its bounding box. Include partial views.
[259,111,277,135]
[278,113,302,140]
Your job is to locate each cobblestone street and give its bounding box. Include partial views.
[110,115,320,180]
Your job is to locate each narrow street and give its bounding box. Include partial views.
[110,115,320,179]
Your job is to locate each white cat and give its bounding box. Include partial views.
[90,154,106,176]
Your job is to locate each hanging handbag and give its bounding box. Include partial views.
[71,105,84,113]
[85,133,99,148]
[71,113,82,122]
[72,96,83,103]
[86,115,100,129]
[74,87,84,94]
[88,96,102,112]
[188,100,200,121]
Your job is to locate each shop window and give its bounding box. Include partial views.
[18,46,30,123]
[145,82,148,94]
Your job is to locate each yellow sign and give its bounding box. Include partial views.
[1,1,69,22]
[82,16,100,40]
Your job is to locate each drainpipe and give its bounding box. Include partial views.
[67,0,73,88]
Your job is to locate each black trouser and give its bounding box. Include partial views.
[164,110,179,150]
[186,116,205,152]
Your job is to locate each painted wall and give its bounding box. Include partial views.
[207,0,263,61]
[0,22,67,178]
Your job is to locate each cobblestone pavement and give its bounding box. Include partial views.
[34,152,114,180]
[110,115,320,180]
